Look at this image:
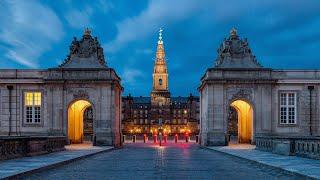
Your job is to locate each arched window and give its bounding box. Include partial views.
[159,79,163,85]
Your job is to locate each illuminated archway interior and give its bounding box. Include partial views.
[230,100,253,144]
[68,100,92,144]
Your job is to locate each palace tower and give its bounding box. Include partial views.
[151,28,170,106]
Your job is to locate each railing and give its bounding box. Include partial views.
[0,136,66,160]
[295,138,320,160]
[256,136,320,160]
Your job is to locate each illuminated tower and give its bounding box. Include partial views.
[151,28,170,106]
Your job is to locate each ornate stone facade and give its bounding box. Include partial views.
[199,29,320,150]
[0,29,122,147]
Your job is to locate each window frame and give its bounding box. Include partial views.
[279,91,298,125]
[22,90,43,127]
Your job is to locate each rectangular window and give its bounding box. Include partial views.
[279,92,296,124]
[24,92,42,124]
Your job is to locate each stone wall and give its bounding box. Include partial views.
[0,136,66,160]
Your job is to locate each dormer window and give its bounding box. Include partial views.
[159,79,163,85]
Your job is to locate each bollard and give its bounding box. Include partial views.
[185,135,189,143]
[143,134,147,143]
[122,135,126,143]
[196,135,199,143]
[153,135,157,143]
[159,134,162,146]
[133,135,136,143]
[174,134,178,143]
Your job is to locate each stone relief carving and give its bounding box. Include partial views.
[214,28,262,68]
[59,28,107,68]
[68,89,89,99]
[226,87,253,103]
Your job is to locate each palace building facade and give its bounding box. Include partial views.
[122,30,200,136]
[199,28,320,157]
[0,29,122,146]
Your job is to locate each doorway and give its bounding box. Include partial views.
[68,100,93,144]
[228,100,253,144]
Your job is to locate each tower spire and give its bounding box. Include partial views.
[156,28,165,61]
[158,28,163,44]
[151,28,170,105]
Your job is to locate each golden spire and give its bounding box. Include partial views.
[84,27,91,36]
[156,28,165,61]
[230,27,237,36]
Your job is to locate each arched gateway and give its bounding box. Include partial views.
[45,28,122,147]
[68,100,93,144]
[199,28,263,146]
[228,100,253,144]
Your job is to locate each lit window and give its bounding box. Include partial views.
[280,92,296,124]
[24,92,41,124]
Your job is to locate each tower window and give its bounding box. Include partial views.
[159,79,162,85]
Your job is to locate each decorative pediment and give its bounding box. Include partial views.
[59,28,107,69]
[214,28,262,68]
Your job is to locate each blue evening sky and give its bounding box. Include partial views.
[0,0,320,96]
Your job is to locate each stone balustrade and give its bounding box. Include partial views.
[256,136,320,159]
[0,136,66,160]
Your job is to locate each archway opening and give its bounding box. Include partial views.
[68,100,93,144]
[228,100,253,144]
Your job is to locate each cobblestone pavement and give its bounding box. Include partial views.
[23,143,304,180]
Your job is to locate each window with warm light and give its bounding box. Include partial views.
[280,92,297,124]
[24,92,41,124]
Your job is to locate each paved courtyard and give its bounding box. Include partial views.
[23,143,303,179]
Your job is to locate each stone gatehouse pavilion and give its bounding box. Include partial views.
[199,28,320,157]
[0,29,122,147]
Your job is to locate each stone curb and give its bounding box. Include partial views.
[201,146,316,180]
[3,147,118,180]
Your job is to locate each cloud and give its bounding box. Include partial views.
[135,48,153,55]
[122,68,144,85]
[0,0,64,68]
[65,6,93,29]
[104,0,202,53]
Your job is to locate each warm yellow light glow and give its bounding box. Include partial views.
[68,100,92,144]
[34,92,41,106]
[230,100,253,143]
[24,92,41,106]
